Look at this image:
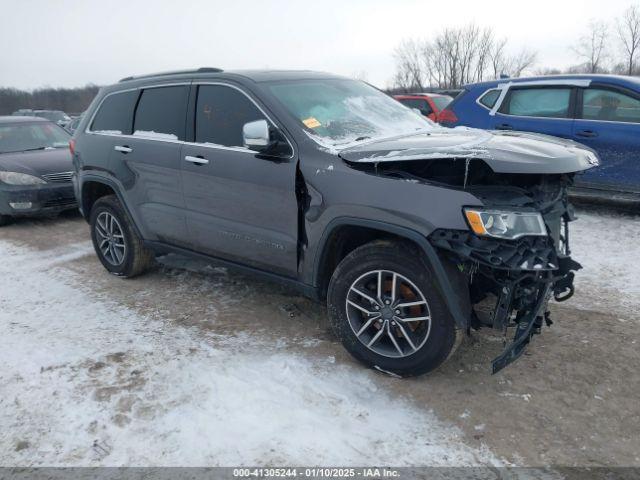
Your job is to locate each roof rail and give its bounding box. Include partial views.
[119,67,223,83]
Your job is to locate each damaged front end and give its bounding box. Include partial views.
[339,129,597,372]
[420,162,582,373]
[430,217,581,374]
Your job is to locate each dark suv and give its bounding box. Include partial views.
[72,68,597,376]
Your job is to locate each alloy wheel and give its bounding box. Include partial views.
[95,211,127,266]
[345,269,432,358]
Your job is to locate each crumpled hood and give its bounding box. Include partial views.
[338,127,599,174]
[0,148,73,177]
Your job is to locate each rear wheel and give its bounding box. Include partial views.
[90,195,155,277]
[327,241,459,377]
[0,215,11,227]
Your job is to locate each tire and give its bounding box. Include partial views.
[0,215,12,227]
[327,240,460,377]
[89,195,155,278]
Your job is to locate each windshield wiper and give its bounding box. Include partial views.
[354,136,371,142]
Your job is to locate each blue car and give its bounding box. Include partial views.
[439,75,640,198]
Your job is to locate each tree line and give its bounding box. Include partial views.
[392,4,640,91]
[0,85,100,116]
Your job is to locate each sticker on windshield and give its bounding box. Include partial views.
[302,117,321,128]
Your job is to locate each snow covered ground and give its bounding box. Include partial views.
[0,239,499,466]
[569,208,640,320]
[1,207,638,467]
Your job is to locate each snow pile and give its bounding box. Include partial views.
[0,239,500,467]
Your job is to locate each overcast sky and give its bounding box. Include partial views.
[0,0,635,90]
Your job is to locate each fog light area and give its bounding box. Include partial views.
[9,202,33,210]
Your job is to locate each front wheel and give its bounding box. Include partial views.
[89,195,155,277]
[327,241,459,377]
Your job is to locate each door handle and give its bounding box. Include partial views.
[184,155,209,165]
[495,123,513,130]
[114,145,132,153]
[576,130,598,138]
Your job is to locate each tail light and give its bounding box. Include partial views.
[69,139,76,155]
[438,108,458,124]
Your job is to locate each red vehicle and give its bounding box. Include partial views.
[394,93,454,122]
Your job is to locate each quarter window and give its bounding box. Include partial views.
[195,85,266,147]
[502,88,572,118]
[581,88,640,123]
[90,90,138,134]
[478,89,501,109]
[133,86,189,140]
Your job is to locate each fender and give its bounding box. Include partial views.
[313,217,470,329]
[78,173,145,239]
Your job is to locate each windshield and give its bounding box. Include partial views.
[267,79,432,148]
[0,122,71,154]
[432,95,453,111]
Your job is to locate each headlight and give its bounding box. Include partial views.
[464,208,547,240]
[0,172,46,185]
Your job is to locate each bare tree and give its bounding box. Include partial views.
[534,67,563,76]
[391,24,538,90]
[571,20,609,73]
[489,37,509,79]
[509,49,538,77]
[617,4,640,75]
[392,39,425,91]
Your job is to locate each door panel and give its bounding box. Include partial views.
[109,84,191,245]
[572,87,640,192]
[490,87,575,138]
[181,83,299,276]
[111,137,188,245]
[181,145,298,275]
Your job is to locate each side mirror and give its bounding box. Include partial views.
[243,119,270,151]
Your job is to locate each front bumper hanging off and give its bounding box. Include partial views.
[430,227,581,373]
[488,255,581,373]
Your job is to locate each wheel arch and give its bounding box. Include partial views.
[313,217,470,329]
[80,179,116,219]
[79,175,145,240]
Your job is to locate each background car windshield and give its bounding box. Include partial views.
[432,95,453,110]
[36,111,67,122]
[0,122,70,154]
[268,79,431,146]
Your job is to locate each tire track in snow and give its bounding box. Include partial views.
[0,239,502,467]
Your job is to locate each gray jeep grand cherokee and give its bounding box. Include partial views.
[72,68,597,376]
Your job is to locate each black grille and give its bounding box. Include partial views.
[430,229,559,271]
[43,197,76,209]
[42,171,73,183]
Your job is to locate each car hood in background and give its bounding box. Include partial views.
[0,148,73,177]
[339,127,599,174]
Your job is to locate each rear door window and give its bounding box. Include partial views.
[581,88,640,123]
[91,90,139,134]
[133,86,189,140]
[194,84,267,147]
[501,87,572,118]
